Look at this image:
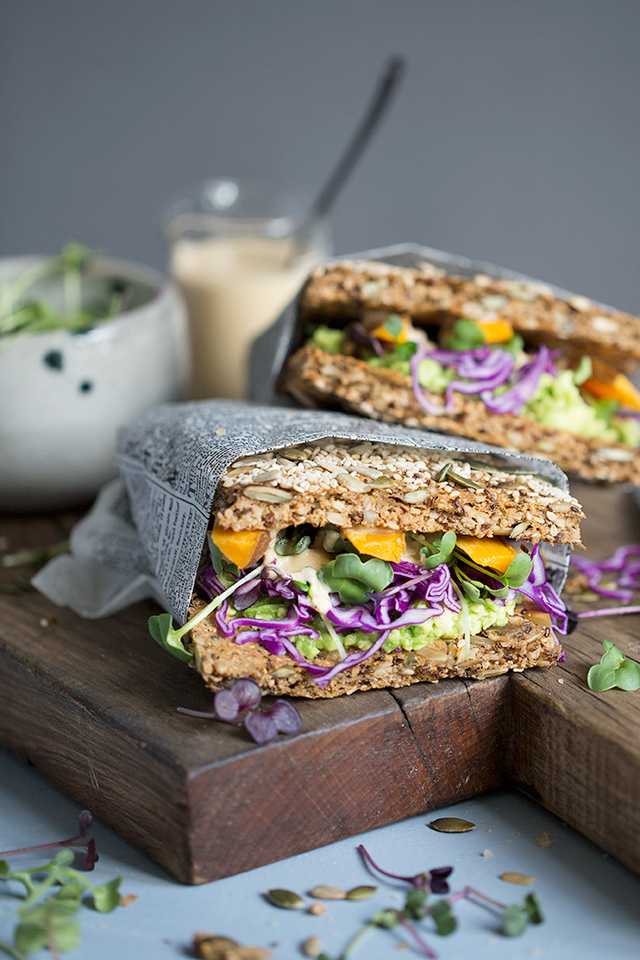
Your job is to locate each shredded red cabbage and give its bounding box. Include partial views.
[409,340,557,417]
[571,545,640,601]
[196,544,567,684]
[516,544,568,634]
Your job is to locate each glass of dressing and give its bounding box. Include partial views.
[162,178,330,400]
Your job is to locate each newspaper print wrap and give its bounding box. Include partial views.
[115,398,573,626]
[248,241,585,406]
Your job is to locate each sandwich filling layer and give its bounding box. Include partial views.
[181,441,583,698]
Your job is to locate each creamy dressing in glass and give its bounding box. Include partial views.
[171,235,322,400]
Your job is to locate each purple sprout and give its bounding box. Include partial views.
[178,678,302,745]
[0,810,99,871]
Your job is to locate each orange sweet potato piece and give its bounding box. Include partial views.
[581,370,640,411]
[211,523,270,569]
[455,534,517,574]
[475,318,514,343]
[341,526,406,562]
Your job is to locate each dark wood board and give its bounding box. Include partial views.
[1,482,640,883]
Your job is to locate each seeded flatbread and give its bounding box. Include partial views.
[286,345,640,484]
[188,439,582,699]
[281,261,640,484]
[213,439,583,544]
[188,598,560,698]
[299,260,640,370]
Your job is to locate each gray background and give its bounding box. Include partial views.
[2,0,639,311]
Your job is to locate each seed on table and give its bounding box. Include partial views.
[264,888,305,909]
[428,817,476,833]
[309,884,346,900]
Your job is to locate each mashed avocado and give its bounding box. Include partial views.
[522,370,640,446]
[293,595,516,660]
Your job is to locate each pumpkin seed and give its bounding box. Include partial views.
[428,817,476,833]
[243,485,293,503]
[309,884,346,900]
[435,462,453,482]
[193,934,239,960]
[369,475,393,487]
[264,888,305,909]
[345,885,377,901]
[447,469,480,489]
[500,872,536,885]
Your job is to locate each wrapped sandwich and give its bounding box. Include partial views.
[281,259,640,483]
[115,402,582,700]
[181,441,582,699]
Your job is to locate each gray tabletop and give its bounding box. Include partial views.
[1,745,639,960]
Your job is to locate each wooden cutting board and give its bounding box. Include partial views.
[1,482,640,884]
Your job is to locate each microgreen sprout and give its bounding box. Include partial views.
[148,564,263,662]
[0,811,97,871]
[587,640,640,691]
[358,844,452,894]
[0,243,130,340]
[177,678,302,745]
[0,814,123,958]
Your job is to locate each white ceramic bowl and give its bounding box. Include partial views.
[0,255,190,512]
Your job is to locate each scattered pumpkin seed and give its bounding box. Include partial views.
[500,872,536,885]
[309,884,346,900]
[428,817,477,833]
[243,485,293,503]
[345,885,377,901]
[264,888,305,909]
[193,934,239,960]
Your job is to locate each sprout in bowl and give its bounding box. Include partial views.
[0,244,190,512]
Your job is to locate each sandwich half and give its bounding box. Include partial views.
[283,260,640,483]
[186,438,583,699]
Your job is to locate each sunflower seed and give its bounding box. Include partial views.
[500,872,536,885]
[336,473,370,493]
[402,489,430,503]
[510,522,530,538]
[271,667,296,678]
[309,885,346,900]
[243,486,293,503]
[428,817,476,833]
[251,470,280,483]
[264,888,305,909]
[301,936,323,958]
[568,294,592,312]
[596,448,635,462]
